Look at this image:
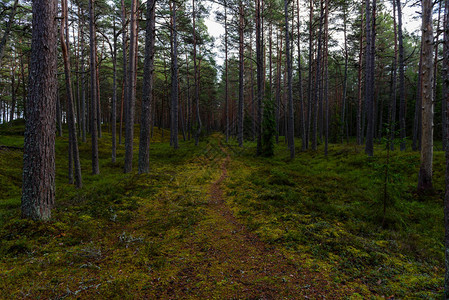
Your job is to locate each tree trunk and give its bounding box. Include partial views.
[389,0,398,150]
[312,0,324,151]
[22,0,57,220]
[138,0,155,173]
[356,0,364,145]
[89,0,99,175]
[124,0,137,173]
[307,0,313,149]
[60,0,82,188]
[297,0,306,151]
[256,0,263,153]
[443,0,449,294]
[80,8,87,143]
[170,0,179,149]
[112,17,117,162]
[340,4,348,143]
[225,0,229,143]
[193,0,202,146]
[397,0,406,150]
[324,0,329,155]
[365,0,375,156]
[412,44,423,151]
[238,1,244,147]
[284,0,294,158]
[418,0,434,191]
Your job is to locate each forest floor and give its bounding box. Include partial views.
[0,121,444,298]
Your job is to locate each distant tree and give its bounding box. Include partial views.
[284,0,294,158]
[0,0,19,63]
[238,0,244,147]
[21,0,58,220]
[89,0,100,175]
[397,0,406,151]
[261,86,276,157]
[256,0,263,155]
[365,0,376,156]
[170,0,179,149]
[60,0,82,188]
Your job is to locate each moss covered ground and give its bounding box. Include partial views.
[0,122,444,298]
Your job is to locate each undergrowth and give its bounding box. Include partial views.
[225,139,443,297]
[0,123,444,298]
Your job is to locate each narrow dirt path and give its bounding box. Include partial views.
[164,145,349,299]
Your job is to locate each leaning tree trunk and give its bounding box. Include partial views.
[418,0,434,191]
[60,0,82,188]
[22,0,58,220]
[138,0,155,173]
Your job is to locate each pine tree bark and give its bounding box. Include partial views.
[60,0,82,188]
[412,44,423,151]
[356,0,364,145]
[138,0,155,173]
[112,17,117,162]
[238,1,244,147]
[256,0,263,154]
[443,0,449,293]
[397,0,406,151]
[365,0,375,156]
[296,0,306,151]
[389,0,398,150]
[312,0,324,151]
[306,0,313,149]
[22,0,58,220]
[418,0,434,191]
[324,0,329,155]
[193,0,202,146]
[89,0,99,174]
[124,0,137,173]
[284,0,295,158]
[340,3,348,143]
[170,0,179,149]
[80,8,87,143]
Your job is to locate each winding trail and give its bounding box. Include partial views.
[162,142,348,298]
